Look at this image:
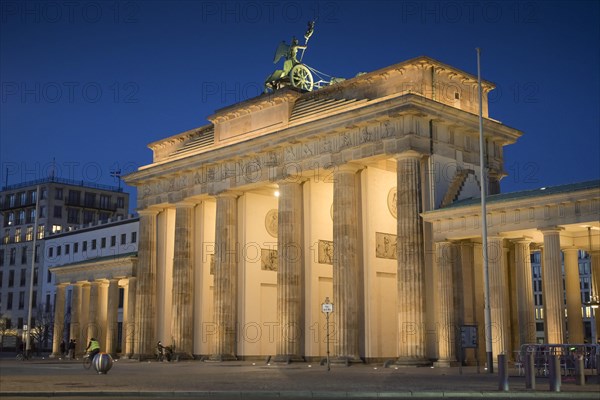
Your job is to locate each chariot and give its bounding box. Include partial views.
[264,22,343,92]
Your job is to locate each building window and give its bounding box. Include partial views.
[121,233,127,245]
[20,247,27,264]
[6,212,14,227]
[74,242,79,253]
[68,190,81,205]
[41,188,47,200]
[101,238,106,248]
[19,192,26,206]
[52,225,62,233]
[47,270,52,283]
[55,188,63,200]
[34,245,39,263]
[57,246,61,256]
[67,208,79,224]
[3,230,9,244]
[91,239,97,250]
[39,206,46,218]
[27,209,35,224]
[0,271,3,286]
[131,232,137,243]
[14,228,21,243]
[8,194,15,207]
[83,241,88,251]
[110,236,116,247]
[83,210,95,224]
[18,291,25,309]
[84,192,96,207]
[26,226,33,241]
[117,197,125,208]
[37,225,44,239]
[17,211,25,225]
[65,244,70,254]
[48,247,54,258]
[54,206,62,218]
[7,293,13,310]
[45,294,51,313]
[33,267,38,285]
[99,195,110,209]
[9,248,16,265]
[20,269,26,286]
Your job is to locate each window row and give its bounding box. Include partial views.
[0,247,40,267]
[0,268,39,289]
[47,232,137,258]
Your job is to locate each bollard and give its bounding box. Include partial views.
[498,354,509,391]
[525,352,535,390]
[548,355,561,392]
[575,355,585,386]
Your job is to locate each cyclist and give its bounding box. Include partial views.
[85,337,101,360]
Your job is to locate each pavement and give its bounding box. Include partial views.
[1,354,599,399]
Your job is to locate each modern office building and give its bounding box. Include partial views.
[0,177,128,349]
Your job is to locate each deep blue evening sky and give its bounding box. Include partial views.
[1,0,599,211]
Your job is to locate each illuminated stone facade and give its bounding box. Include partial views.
[124,56,599,364]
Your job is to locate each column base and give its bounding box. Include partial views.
[207,354,238,362]
[433,359,461,368]
[49,353,62,359]
[324,356,364,367]
[270,354,305,364]
[172,352,194,361]
[393,357,432,367]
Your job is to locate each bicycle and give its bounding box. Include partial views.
[82,353,92,369]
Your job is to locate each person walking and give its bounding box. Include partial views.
[67,339,76,359]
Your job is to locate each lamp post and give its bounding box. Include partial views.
[25,185,40,359]
[477,48,493,374]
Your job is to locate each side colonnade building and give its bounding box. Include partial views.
[123,56,600,364]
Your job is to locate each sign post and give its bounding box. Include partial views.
[321,297,333,371]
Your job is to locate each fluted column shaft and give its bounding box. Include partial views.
[591,251,600,341]
[171,203,195,358]
[435,241,456,366]
[51,284,67,358]
[124,277,137,358]
[276,181,304,361]
[488,236,507,357]
[396,152,427,363]
[514,239,536,345]
[80,284,90,352]
[105,279,119,355]
[541,228,565,343]
[87,282,100,342]
[211,193,239,361]
[563,248,583,343]
[332,165,361,361]
[133,209,159,359]
[69,284,81,342]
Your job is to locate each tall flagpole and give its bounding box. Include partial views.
[476,48,493,374]
[25,185,41,358]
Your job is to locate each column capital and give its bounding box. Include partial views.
[174,201,197,209]
[334,162,364,174]
[539,226,564,234]
[395,150,425,161]
[511,237,533,245]
[138,208,161,217]
[212,190,243,199]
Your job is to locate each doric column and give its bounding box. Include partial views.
[80,283,90,353]
[69,283,81,343]
[540,228,565,344]
[434,241,457,367]
[488,236,507,358]
[332,164,362,363]
[133,209,159,359]
[513,239,536,346]
[210,192,239,361]
[105,279,119,355]
[591,251,600,341]
[87,281,100,342]
[123,277,137,358]
[171,203,195,359]
[395,151,428,364]
[50,284,67,358]
[275,181,304,362]
[564,247,583,343]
